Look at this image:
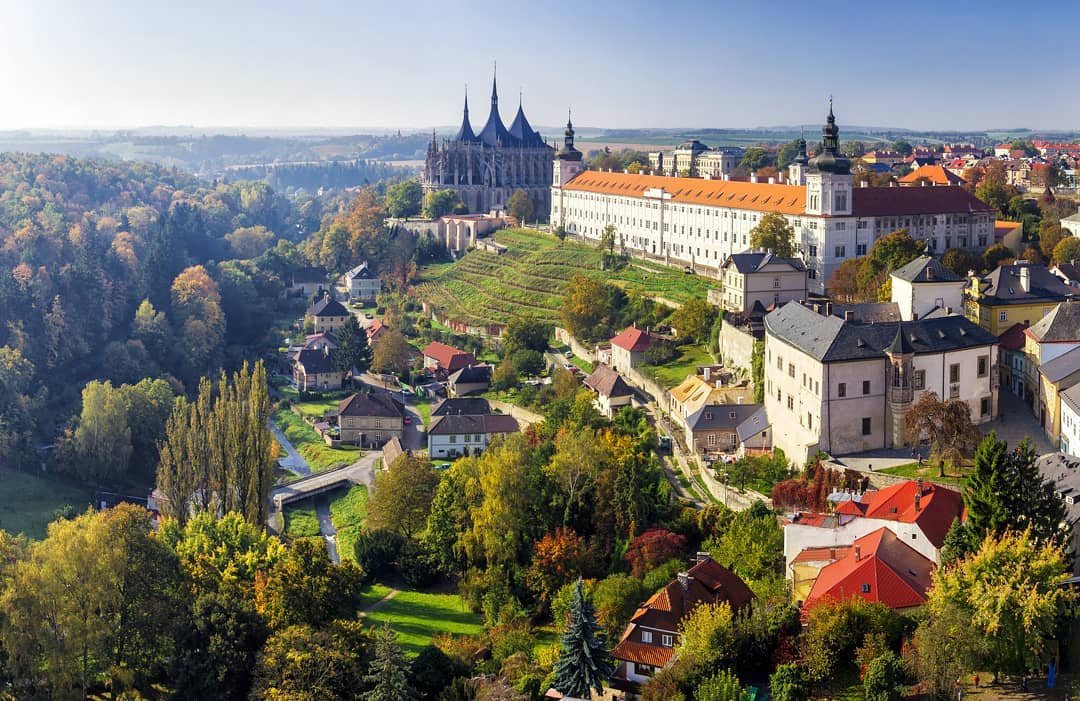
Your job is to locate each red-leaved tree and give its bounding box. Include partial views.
[525,527,588,604]
[625,529,687,578]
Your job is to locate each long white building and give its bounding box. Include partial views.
[551,105,994,294]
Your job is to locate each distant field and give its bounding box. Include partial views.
[364,589,484,655]
[414,228,717,327]
[0,468,93,540]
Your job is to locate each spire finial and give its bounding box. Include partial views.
[828,95,834,118]
[464,83,469,114]
[567,108,572,128]
[519,86,522,108]
[491,60,498,104]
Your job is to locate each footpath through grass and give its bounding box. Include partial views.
[0,468,93,539]
[414,227,717,327]
[364,589,484,656]
[272,407,361,472]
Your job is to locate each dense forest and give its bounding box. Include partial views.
[0,153,318,476]
[223,159,412,192]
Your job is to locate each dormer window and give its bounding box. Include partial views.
[861,583,871,593]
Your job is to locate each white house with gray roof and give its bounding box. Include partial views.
[711,252,808,313]
[764,301,999,462]
[889,255,965,321]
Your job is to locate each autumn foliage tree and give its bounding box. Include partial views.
[625,528,687,578]
[526,527,589,605]
[903,391,981,475]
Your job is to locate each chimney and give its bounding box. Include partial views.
[917,477,924,493]
[696,551,711,564]
[854,545,861,561]
[825,302,833,316]
[844,310,855,321]
[750,173,759,183]
[1020,265,1031,292]
[677,572,692,590]
[915,492,922,511]
[768,177,776,185]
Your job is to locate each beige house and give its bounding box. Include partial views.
[306,294,351,334]
[335,392,405,448]
[764,302,999,463]
[583,365,634,417]
[292,348,344,392]
[711,252,807,314]
[889,256,965,321]
[344,262,381,303]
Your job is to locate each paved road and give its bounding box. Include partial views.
[272,450,382,507]
[314,495,340,564]
[981,389,1055,454]
[270,419,311,476]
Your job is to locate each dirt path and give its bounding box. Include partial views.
[359,588,401,617]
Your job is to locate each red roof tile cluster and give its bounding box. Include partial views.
[860,480,962,548]
[899,164,967,186]
[611,556,753,668]
[851,186,992,217]
[422,341,476,372]
[610,326,653,353]
[804,528,934,611]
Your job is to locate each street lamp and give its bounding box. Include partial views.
[721,471,729,508]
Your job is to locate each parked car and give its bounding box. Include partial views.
[436,463,452,471]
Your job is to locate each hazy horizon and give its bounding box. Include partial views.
[1,0,1077,132]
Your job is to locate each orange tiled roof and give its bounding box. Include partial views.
[611,639,675,668]
[861,480,963,548]
[611,326,653,353]
[563,171,807,215]
[899,164,966,186]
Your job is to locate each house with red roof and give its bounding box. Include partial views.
[802,527,934,613]
[422,341,476,374]
[610,326,655,375]
[899,164,967,187]
[609,553,753,694]
[783,479,963,579]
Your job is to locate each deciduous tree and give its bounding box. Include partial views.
[371,329,411,376]
[385,180,423,218]
[368,453,441,539]
[507,189,535,224]
[423,189,459,219]
[749,212,795,257]
[903,391,981,475]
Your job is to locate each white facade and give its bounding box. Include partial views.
[428,431,495,458]
[891,277,965,321]
[784,515,941,572]
[1061,397,1080,457]
[551,177,993,293]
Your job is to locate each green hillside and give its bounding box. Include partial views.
[413,228,718,327]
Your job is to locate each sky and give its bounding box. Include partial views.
[0,0,1077,132]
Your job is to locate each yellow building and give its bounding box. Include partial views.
[1037,347,1080,442]
[964,263,1071,335]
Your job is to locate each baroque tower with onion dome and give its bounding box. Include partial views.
[423,68,555,217]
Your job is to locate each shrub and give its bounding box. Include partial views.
[642,558,685,593]
[863,652,906,701]
[769,664,807,701]
[351,529,403,580]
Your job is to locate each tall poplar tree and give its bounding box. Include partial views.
[553,578,614,699]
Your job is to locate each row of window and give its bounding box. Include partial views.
[640,630,674,647]
[446,434,484,444]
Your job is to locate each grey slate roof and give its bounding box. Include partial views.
[308,295,350,317]
[583,365,634,399]
[1037,452,1080,524]
[1061,382,1080,417]
[735,406,770,442]
[294,348,336,375]
[428,414,519,436]
[766,301,998,363]
[1039,345,1080,384]
[337,392,404,418]
[686,403,762,433]
[1026,301,1080,342]
[830,302,901,323]
[432,397,492,417]
[345,263,375,280]
[890,255,963,283]
[447,364,492,386]
[978,264,1073,305]
[723,252,806,274]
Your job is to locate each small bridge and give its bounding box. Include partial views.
[271,452,380,511]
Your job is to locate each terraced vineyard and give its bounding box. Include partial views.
[414,228,718,326]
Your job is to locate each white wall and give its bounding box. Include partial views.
[892,279,965,320]
[784,516,942,573]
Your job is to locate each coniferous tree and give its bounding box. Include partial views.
[553,578,614,699]
[361,624,415,701]
[333,315,372,375]
[964,431,1012,537]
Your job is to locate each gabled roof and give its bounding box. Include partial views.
[562,171,807,216]
[804,528,934,611]
[890,255,963,283]
[448,364,492,386]
[291,266,328,283]
[977,264,1073,304]
[366,320,387,340]
[428,413,518,436]
[1026,301,1080,342]
[997,323,1028,351]
[851,185,992,217]
[583,365,634,399]
[345,262,375,280]
[685,403,762,433]
[308,295,350,317]
[735,406,770,442]
[611,326,653,353]
[422,341,476,371]
[303,331,339,349]
[860,480,963,548]
[293,348,336,375]
[431,397,492,417]
[723,251,806,274]
[337,392,404,418]
[1039,344,1080,384]
[829,302,901,323]
[899,164,967,186]
[766,301,997,363]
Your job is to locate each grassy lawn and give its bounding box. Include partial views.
[284,499,321,538]
[877,460,969,486]
[413,227,717,327]
[641,344,715,388]
[568,355,593,374]
[414,399,433,428]
[357,583,394,610]
[0,468,93,540]
[329,484,368,529]
[293,398,345,418]
[365,589,484,656]
[272,407,362,472]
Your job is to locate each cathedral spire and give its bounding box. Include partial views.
[491,61,498,107]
